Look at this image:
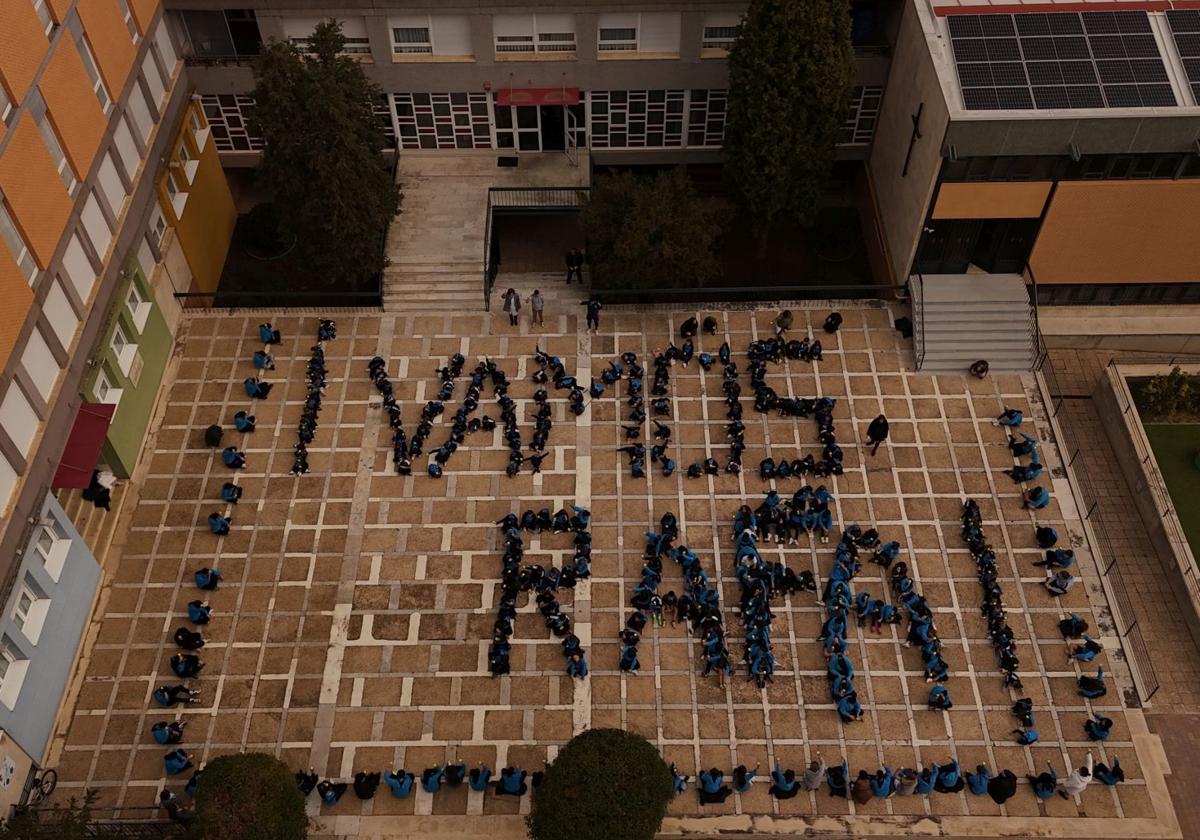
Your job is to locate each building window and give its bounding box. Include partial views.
[117,0,139,41]
[111,323,136,374]
[0,82,12,126]
[149,205,167,245]
[31,0,55,37]
[33,511,69,579]
[166,170,187,216]
[389,16,471,56]
[686,89,728,148]
[701,13,740,52]
[392,26,433,54]
[0,198,37,286]
[77,37,112,113]
[391,92,491,150]
[36,114,77,194]
[126,282,150,331]
[0,639,28,710]
[839,85,883,147]
[180,10,262,61]
[10,583,47,644]
[285,17,371,55]
[494,14,576,55]
[598,27,637,51]
[94,368,122,407]
[201,94,262,152]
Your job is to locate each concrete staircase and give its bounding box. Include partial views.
[914,273,1036,373]
[383,261,484,314]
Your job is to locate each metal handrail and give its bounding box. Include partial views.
[910,274,926,370]
[482,190,494,310]
[593,283,905,304]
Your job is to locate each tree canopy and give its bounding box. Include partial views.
[251,19,401,286]
[193,752,307,840]
[527,728,674,840]
[582,168,720,289]
[724,0,856,236]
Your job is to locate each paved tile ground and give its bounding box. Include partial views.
[48,307,1179,838]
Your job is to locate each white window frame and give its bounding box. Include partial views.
[0,644,25,710]
[598,25,638,52]
[116,0,139,41]
[701,13,739,52]
[286,17,371,55]
[391,23,433,54]
[33,516,69,582]
[77,37,112,113]
[10,584,47,644]
[494,15,576,55]
[149,205,167,246]
[36,114,77,195]
[126,282,150,332]
[0,83,12,126]
[94,368,122,407]
[32,0,54,37]
[176,141,198,184]
[0,197,37,286]
[166,169,188,217]
[111,322,136,374]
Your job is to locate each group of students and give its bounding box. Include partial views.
[533,346,587,421]
[490,506,592,678]
[299,763,535,804]
[288,319,336,476]
[682,750,1121,806]
[961,499,1024,691]
[751,486,836,545]
[884,560,954,709]
[993,409,1053,512]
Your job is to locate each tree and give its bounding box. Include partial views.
[251,20,401,285]
[582,169,720,289]
[1137,367,1200,421]
[724,0,856,239]
[193,753,307,840]
[527,728,674,840]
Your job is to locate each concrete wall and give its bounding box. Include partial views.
[865,0,948,284]
[1095,364,1200,626]
[0,493,101,761]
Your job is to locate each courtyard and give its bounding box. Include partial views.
[49,302,1178,838]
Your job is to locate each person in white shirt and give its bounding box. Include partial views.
[1057,753,1094,798]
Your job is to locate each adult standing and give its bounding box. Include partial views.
[566,248,584,284]
[866,414,890,456]
[582,297,602,334]
[530,289,545,327]
[502,288,521,327]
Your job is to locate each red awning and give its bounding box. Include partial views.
[52,403,116,490]
[496,88,580,107]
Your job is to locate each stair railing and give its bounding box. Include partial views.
[910,273,926,371]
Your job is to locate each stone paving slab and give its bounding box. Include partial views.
[48,306,1180,839]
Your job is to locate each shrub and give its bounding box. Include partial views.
[193,753,307,840]
[1136,367,1200,421]
[0,790,125,839]
[527,728,674,840]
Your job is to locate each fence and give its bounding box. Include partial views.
[1033,349,1200,703]
[592,283,906,307]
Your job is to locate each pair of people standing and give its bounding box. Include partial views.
[500,288,545,327]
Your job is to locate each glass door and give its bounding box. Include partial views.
[494,103,541,152]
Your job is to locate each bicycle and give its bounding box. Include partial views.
[24,768,56,807]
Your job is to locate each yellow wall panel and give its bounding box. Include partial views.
[0,4,50,103]
[39,39,107,180]
[932,181,1052,220]
[171,108,236,293]
[77,0,137,95]
[130,0,159,33]
[0,120,73,267]
[1030,181,1200,285]
[0,255,35,372]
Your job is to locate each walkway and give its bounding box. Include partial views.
[383,151,588,313]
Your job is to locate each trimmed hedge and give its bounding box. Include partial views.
[193,753,307,840]
[528,728,674,840]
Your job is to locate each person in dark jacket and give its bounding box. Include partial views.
[866,414,889,455]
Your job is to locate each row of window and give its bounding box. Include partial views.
[181,10,743,61]
[0,21,179,518]
[941,152,1200,183]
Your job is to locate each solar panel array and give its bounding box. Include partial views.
[1167,9,1200,102]
[948,11,1177,110]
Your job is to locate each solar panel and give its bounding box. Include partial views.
[949,10,1178,110]
[1167,10,1200,102]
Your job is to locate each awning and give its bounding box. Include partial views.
[51,403,116,490]
[496,88,580,107]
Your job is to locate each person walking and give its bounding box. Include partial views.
[566,248,584,284]
[866,414,890,456]
[530,289,545,327]
[502,288,521,326]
